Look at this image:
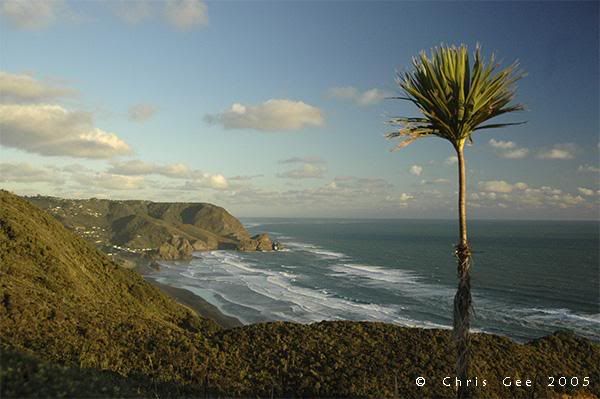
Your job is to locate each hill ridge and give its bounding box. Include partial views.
[26,194,274,262]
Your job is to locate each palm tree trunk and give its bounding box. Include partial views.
[454,145,472,399]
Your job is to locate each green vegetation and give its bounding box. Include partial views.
[386,44,525,398]
[0,190,219,388]
[1,190,598,398]
[0,346,198,398]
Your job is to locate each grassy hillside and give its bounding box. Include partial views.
[0,190,219,386]
[2,190,599,398]
[0,346,197,398]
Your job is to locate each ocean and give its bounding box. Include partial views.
[150,219,600,342]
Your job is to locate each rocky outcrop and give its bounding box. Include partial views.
[253,234,273,251]
[191,239,213,251]
[237,233,274,252]
[152,236,194,260]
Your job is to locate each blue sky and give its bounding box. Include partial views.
[0,0,598,219]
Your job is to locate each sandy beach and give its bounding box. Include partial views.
[146,278,242,329]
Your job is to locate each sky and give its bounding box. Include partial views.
[0,0,598,220]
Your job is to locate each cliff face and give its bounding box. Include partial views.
[26,196,272,260]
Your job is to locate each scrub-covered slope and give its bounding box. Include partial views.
[0,190,218,385]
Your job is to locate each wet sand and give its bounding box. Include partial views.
[147,278,243,329]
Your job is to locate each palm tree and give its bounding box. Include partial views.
[386,44,525,399]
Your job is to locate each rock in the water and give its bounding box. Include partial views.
[253,234,273,251]
[153,235,194,260]
[149,260,161,270]
[237,233,274,252]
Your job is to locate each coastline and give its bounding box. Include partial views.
[145,277,243,329]
[114,251,244,329]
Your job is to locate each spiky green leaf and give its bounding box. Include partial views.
[386,44,525,149]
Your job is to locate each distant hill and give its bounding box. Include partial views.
[26,195,273,261]
[1,190,599,398]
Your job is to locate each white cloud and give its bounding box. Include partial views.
[489,139,516,150]
[578,164,600,173]
[327,86,390,106]
[72,173,145,191]
[330,176,391,191]
[0,162,64,184]
[110,160,155,175]
[471,182,590,211]
[502,148,530,159]
[409,165,423,176]
[219,176,391,205]
[399,192,414,202]
[210,174,228,189]
[479,191,497,200]
[163,163,192,178]
[479,180,518,193]
[0,0,67,30]
[0,72,130,159]
[61,163,92,174]
[277,156,327,179]
[489,139,529,159]
[108,160,187,177]
[108,159,228,189]
[205,99,323,132]
[279,156,325,164]
[537,143,577,160]
[212,175,412,217]
[0,104,132,159]
[128,103,157,122]
[0,71,75,103]
[228,174,263,181]
[444,156,458,165]
[278,163,326,179]
[165,0,208,30]
[420,178,450,185]
[577,187,595,196]
[539,186,563,195]
[175,174,229,190]
[555,194,585,208]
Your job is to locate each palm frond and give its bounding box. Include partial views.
[387,44,525,150]
[387,131,431,151]
[473,121,526,131]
